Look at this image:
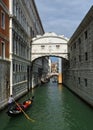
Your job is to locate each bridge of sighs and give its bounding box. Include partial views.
[31,32,69,87]
[31,32,69,61]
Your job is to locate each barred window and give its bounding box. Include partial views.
[78,77,80,84]
[56,45,60,48]
[41,45,45,49]
[84,78,87,87]
[85,52,88,61]
[78,38,81,44]
[84,30,88,39]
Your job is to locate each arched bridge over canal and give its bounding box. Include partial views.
[31,32,69,61]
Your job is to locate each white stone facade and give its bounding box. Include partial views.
[31,32,69,61]
[9,0,44,98]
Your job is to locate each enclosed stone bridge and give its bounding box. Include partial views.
[31,32,69,61]
[47,72,59,78]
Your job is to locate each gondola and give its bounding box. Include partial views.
[41,78,49,84]
[7,96,34,117]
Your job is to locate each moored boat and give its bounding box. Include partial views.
[41,78,49,84]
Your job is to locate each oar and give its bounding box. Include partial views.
[14,101,35,122]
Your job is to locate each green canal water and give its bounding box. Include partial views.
[0,80,93,130]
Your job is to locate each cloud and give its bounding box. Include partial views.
[35,0,93,38]
[43,18,80,38]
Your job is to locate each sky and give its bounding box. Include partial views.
[35,0,93,39]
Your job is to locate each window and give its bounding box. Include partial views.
[70,46,72,51]
[78,38,81,44]
[16,64,18,72]
[85,52,88,61]
[13,0,17,16]
[13,63,15,72]
[56,45,60,48]
[84,31,88,39]
[41,45,45,49]
[30,27,32,37]
[79,55,81,62]
[1,42,5,59]
[74,57,76,65]
[84,78,87,87]
[78,77,80,84]
[1,11,5,29]
[74,42,76,49]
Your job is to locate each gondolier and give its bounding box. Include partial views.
[8,95,14,110]
[7,96,34,117]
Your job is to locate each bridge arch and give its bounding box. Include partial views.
[31,32,69,62]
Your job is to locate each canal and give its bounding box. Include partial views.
[0,79,93,130]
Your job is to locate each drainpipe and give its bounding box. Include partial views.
[9,0,13,95]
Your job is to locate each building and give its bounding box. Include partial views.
[63,6,93,107]
[0,0,44,110]
[0,0,10,109]
[9,0,44,99]
[48,58,52,74]
[58,58,62,84]
[31,57,49,88]
[51,62,58,73]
